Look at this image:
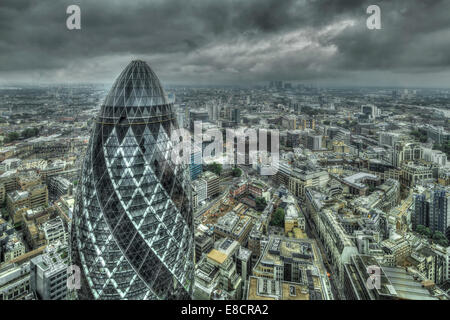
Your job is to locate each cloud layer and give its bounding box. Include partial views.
[1,0,450,86]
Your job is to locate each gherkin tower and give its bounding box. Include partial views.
[70,60,194,300]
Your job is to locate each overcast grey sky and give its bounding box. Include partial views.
[1,0,450,87]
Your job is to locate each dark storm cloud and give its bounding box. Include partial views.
[1,0,450,86]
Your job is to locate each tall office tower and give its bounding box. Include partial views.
[306,134,322,151]
[361,104,380,119]
[207,102,219,121]
[230,108,240,125]
[430,190,450,237]
[70,60,194,300]
[189,109,209,130]
[190,145,203,181]
[414,189,450,240]
[413,194,429,230]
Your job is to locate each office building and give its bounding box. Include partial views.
[30,244,68,300]
[0,263,31,300]
[48,176,72,198]
[392,142,423,167]
[42,217,67,245]
[71,60,194,300]
[190,146,203,181]
[193,238,242,300]
[192,178,207,210]
[194,227,214,264]
[413,188,450,239]
[361,104,380,119]
[190,110,209,130]
[201,171,220,198]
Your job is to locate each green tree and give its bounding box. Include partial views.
[232,168,242,177]
[410,130,427,143]
[270,208,285,228]
[424,227,432,238]
[21,127,39,139]
[208,162,223,176]
[4,132,19,143]
[433,231,446,241]
[416,225,426,235]
[255,197,267,211]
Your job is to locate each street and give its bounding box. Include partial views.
[298,198,345,300]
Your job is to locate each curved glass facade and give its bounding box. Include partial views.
[70,60,194,300]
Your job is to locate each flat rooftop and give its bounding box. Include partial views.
[343,172,379,189]
[207,249,228,265]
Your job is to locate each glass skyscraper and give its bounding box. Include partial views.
[190,146,203,181]
[70,60,194,300]
[413,189,450,239]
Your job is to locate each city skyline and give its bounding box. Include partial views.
[1,0,450,305]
